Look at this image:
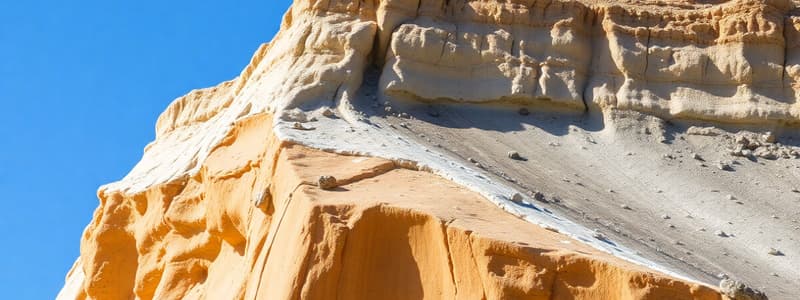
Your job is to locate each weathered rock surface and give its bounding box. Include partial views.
[58,114,722,299]
[377,0,800,126]
[58,0,800,298]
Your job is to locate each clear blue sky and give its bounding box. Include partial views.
[0,1,290,298]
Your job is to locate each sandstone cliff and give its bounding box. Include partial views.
[58,113,721,299]
[60,0,800,299]
[377,0,800,124]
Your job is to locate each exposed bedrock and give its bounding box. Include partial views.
[60,113,722,299]
[293,0,800,125]
[57,0,800,299]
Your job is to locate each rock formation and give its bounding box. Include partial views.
[57,113,722,299]
[59,0,800,299]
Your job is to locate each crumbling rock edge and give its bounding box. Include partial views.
[58,113,724,299]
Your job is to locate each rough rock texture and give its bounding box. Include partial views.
[58,0,800,298]
[58,114,722,299]
[94,0,800,196]
[720,279,769,300]
[379,0,800,125]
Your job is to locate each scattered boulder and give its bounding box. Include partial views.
[717,162,733,171]
[762,131,776,143]
[510,193,524,204]
[592,231,608,241]
[715,230,729,237]
[518,107,530,116]
[507,151,523,160]
[753,147,777,160]
[719,278,768,300]
[767,248,784,256]
[281,108,311,122]
[687,126,723,136]
[528,190,546,203]
[321,108,335,118]
[317,176,337,190]
[727,130,798,160]
[735,135,753,148]
[292,122,315,130]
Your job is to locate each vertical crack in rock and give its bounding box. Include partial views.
[439,219,458,298]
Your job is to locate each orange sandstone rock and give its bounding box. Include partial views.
[58,113,723,299]
[61,0,800,298]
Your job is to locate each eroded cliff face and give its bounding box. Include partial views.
[377,0,800,124]
[59,0,800,299]
[60,113,722,299]
[96,0,800,197]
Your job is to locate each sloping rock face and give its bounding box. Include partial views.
[59,113,721,299]
[60,0,800,299]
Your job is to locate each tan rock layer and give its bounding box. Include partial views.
[63,113,724,299]
[282,0,800,124]
[116,0,800,199]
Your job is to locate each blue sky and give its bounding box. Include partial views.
[0,1,290,297]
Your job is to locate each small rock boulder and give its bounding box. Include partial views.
[717,162,733,171]
[767,248,784,256]
[507,151,523,160]
[719,278,767,300]
[317,176,337,190]
[510,193,524,204]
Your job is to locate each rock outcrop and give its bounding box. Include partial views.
[60,0,800,298]
[58,113,722,299]
[379,0,800,124]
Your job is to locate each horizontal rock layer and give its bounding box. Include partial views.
[375,0,800,124]
[281,0,800,124]
[104,0,800,197]
[59,0,800,298]
[59,113,721,299]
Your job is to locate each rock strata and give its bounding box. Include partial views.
[57,0,800,298]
